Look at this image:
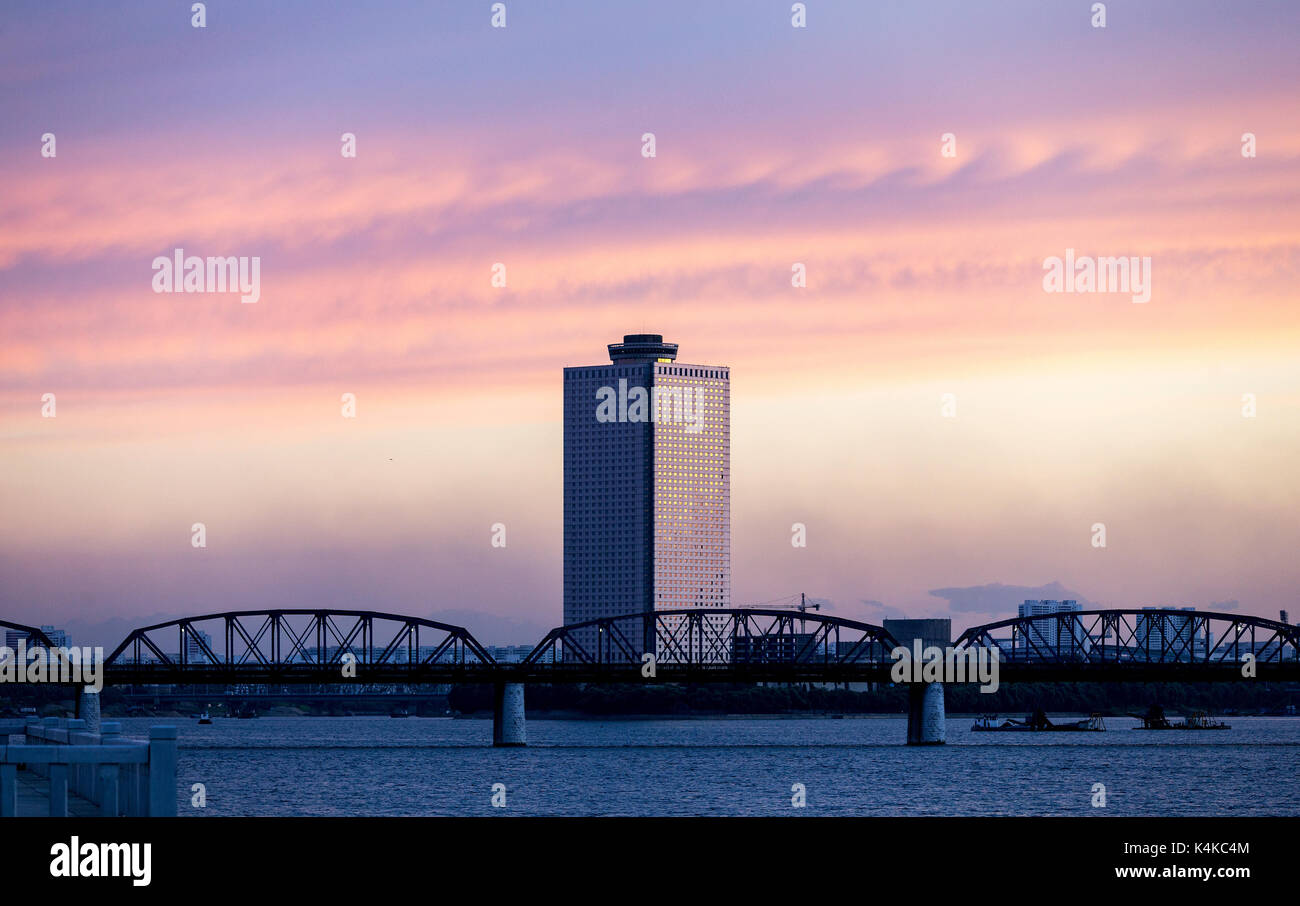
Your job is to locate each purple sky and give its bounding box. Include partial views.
[3,1,1299,646]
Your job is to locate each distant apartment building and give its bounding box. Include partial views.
[182,627,213,664]
[485,645,535,664]
[1017,599,1084,655]
[4,625,70,648]
[563,334,730,657]
[1136,606,1209,661]
[733,634,815,664]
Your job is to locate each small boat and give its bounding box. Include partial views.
[196,710,212,724]
[389,707,410,718]
[1062,713,1107,731]
[1133,705,1229,730]
[1178,711,1230,730]
[972,710,1105,732]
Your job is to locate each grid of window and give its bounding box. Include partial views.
[652,365,729,611]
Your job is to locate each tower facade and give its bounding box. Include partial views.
[563,335,730,656]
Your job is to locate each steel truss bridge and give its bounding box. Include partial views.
[0,620,53,648]
[954,609,1300,681]
[2,608,1297,686]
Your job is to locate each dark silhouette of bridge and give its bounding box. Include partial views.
[4,607,1296,685]
[0,620,53,649]
[6,607,1297,745]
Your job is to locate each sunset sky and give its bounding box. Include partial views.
[2,1,1298,645]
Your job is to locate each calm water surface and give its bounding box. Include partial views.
[114,716,1300,817]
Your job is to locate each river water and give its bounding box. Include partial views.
[114,715,1300,817]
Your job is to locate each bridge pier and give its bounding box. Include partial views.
[492,683,526,747]
[77,688,101,735]
[885,618,950,746]
[906,683,946,745]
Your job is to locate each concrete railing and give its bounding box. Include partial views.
[0,717,177,817]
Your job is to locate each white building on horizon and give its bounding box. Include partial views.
[4,625,70,649]
[1136,606,1209,661]
[1017,599,1085,654]
[182,627,213,664]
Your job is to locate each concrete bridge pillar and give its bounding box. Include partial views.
[906,683,946,745]
[492,683,526,747]
[885,618,950,746]
[77,687,101,735]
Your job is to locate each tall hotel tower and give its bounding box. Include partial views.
[563,334,730,654]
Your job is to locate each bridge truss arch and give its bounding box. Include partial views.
[955,609,1300,680]
[520,608,901,681]
[0,620,55,649]
[104,609,496,684]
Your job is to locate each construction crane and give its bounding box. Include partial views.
[751,592,821,613]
